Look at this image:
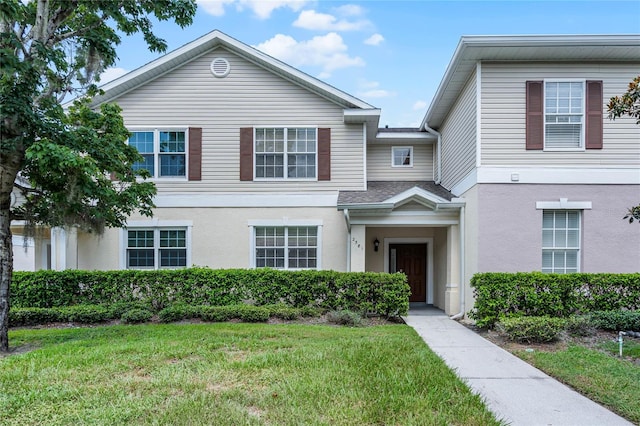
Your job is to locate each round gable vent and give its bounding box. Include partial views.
[210,57,230,78]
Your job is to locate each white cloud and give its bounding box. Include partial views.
[98,67,128,84]
[198,0,308,19]
[293,9,369,31]
[334,4,365,17]
[255,32,364,77]
[364,33,384,46]
[413,100,428,110]
[356,80,395,99]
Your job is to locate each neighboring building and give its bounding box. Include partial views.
[12,31,640,316]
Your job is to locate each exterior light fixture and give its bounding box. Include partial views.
[374,238,380,252]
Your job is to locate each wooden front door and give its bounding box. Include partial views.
[390,244,427,302]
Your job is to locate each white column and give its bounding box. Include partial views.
[65,227,78,269]
[445,224,460,315]
[349,224,366,272]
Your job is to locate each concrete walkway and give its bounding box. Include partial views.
[404,309,632,426]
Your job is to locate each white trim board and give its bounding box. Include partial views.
[154,193,339,208]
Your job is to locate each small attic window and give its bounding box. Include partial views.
[210,57,230,78]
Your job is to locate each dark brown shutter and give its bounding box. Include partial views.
[526,81,544,150]
[585,80,603,149]
[317,128,331,181]
[188,127,202,181]
[240,127,254,181]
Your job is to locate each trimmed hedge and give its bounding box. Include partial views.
[496,316,566,343]
[11,268,409,317]
[470,272,640,327]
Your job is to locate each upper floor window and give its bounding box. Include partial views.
[392,146,413,167]
[127,228,188,269]
[255,128,316,179]
[544,82,584,149]
[129,130,186,178]
[542,210,580,273]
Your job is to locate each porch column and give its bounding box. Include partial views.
[349,224,366,272]
[445,224,460,315]
[51,227,78,270]
[65,227,78,269]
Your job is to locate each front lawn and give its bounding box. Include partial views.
[517,343,640,424]
[2,323,500,425]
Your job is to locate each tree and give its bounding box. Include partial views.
[0,0,197,352]
[607,75,640,224]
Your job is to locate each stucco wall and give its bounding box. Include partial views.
[77,207,347,271]
[476,184,640,273]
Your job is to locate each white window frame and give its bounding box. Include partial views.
[541,210,581,274]
[253,127,318,181]
[127,128,189,179]
[248,219,323,270]
[120,220,192,270]
[543,80,586,152]
[391,146,414,167]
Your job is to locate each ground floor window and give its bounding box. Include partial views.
[254,226,318,269]
[127,228,187,269]
[542,210,580,273]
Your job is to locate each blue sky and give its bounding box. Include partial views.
[102,0,640,127]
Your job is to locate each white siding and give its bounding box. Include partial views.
[481,62,640,167]
[439,68,477,190]
[367,143,433,180]
[114,47,365,193]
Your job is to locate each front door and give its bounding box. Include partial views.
[390,244,427,302]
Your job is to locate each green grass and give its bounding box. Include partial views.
[517,345,640,424]
[2,324,499,425]
[598,338,640,359]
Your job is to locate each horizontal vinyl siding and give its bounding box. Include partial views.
[367,143,433,180]
[439,68,477,190]
[481,62,640,167]
[114,47,364,193]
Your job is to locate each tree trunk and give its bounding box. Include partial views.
[0,145,22,353]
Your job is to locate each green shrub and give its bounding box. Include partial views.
[299,306,323,317]
[11,268,410,318]
[326,310,364,327]
[158,304,199,323]
[590,311,640,331]
[107,301,154,319]
[564,315,595,337]
[199,305,269,323]
[59,305,110,323]
[9,307,62,327]
[496,316,566,343]
[470,272,640,327]
[200,305,234,322]
[237,305,270,322]
[120,308,153,324]
[264,304,301,320]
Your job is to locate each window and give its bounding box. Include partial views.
[544,82,584,149]
[254,226,318,269]
[126,228,187,269]
[542,210,580,273]
[392,146,413,167]
[255,128,316,179]
[129,130,186,177]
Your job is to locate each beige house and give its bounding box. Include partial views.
[13,32,640,316]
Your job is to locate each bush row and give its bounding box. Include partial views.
[11,268,410,317]
[470,272,640,327]
[496,310,640,343]
[9,303,325,327]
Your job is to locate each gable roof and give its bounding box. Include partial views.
[422,34,640,129]
[337,181,458,212]
[89,30,379,114]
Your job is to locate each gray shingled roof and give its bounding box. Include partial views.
[377,127,423,133]
[338,181,454,205]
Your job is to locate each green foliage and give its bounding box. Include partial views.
[623,205,640,224]
[120,308,153,324]
[608,75,640,124]
[470,272,640,327]
[11,268,410,317]
[199,305,270,323]
[264,304,301,320]
[590,311,640,331]
[157,304,199,323]
[564,315,595,337]
[496,316,566,343]
[326,310,364,327]
[106,301,154,319]
[8,307,62,327]
[58,305,110,323]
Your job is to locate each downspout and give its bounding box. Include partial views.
[450,205,466,320]
[423,125,441,184]
[343,209,351,272]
